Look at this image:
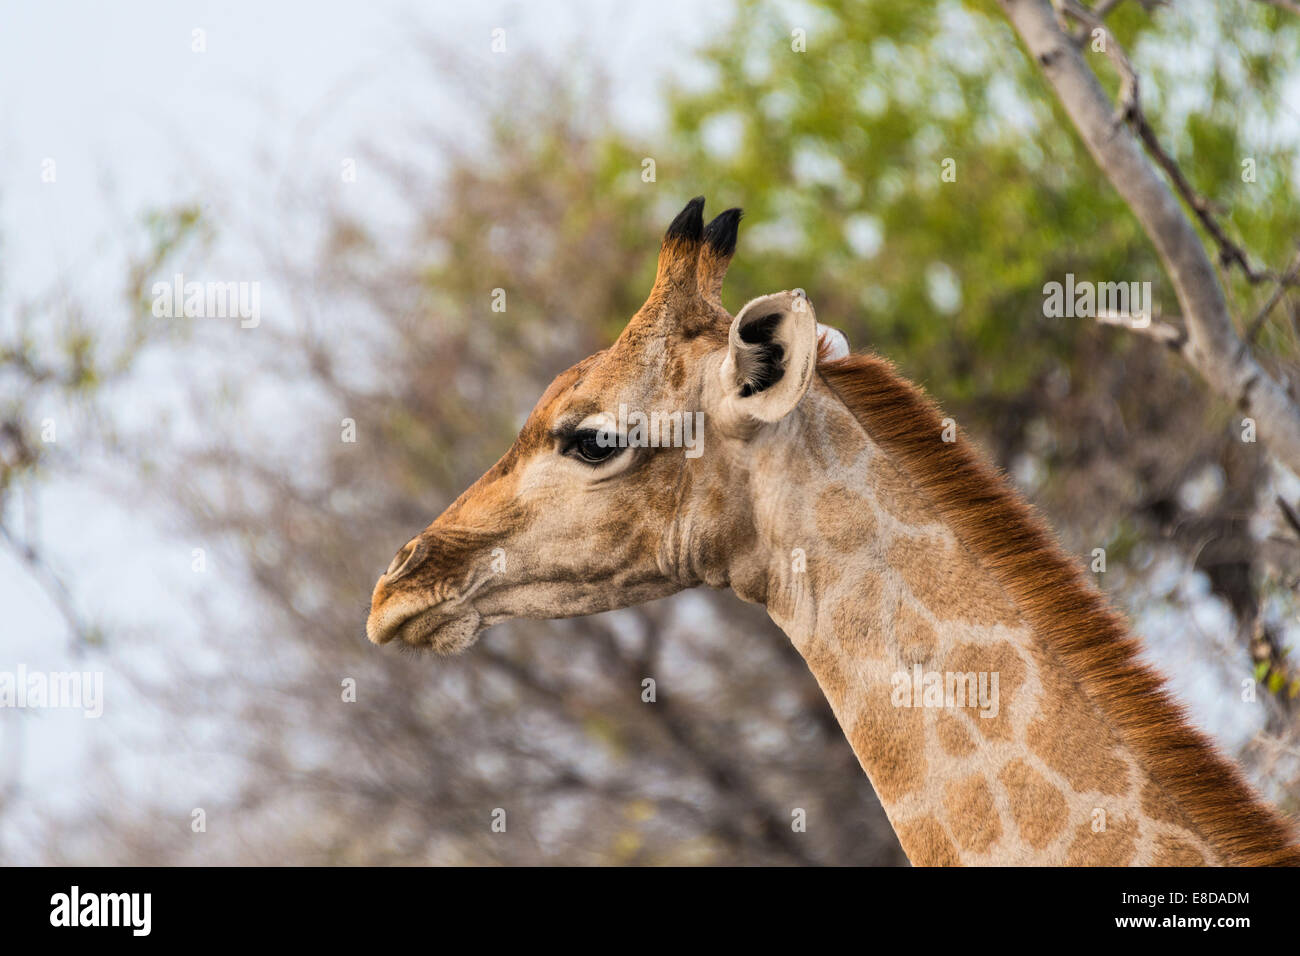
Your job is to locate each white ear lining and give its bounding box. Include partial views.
[817,323,850,360]
[719,290,819,424]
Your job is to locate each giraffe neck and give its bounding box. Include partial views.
[724,359,1296,864]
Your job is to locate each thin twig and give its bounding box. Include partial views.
[1059,0,1138,125]
[0,522,92,652]
[1242,246,1300,349]
[1135,120,1298,287]
[1277,495,1300,542]
[1095,309,1187,347]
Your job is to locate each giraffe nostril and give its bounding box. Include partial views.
[386,539,419,579]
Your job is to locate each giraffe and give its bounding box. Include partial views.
[367,197,1300,866]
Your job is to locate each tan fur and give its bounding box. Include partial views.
[999,759,1068,850]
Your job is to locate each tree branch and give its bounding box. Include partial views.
[1000,0,1300,477]
[0,522,94,652]
[1095,309,1186,349]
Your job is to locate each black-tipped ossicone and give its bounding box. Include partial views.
[664,196,706,242]
[703,207,743,257]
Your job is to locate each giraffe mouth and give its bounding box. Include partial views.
[374,603,483,653]
[368,568,495,651]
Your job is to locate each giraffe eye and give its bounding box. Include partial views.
[569,429,621,464]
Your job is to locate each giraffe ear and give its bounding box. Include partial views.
[719,290,819,423]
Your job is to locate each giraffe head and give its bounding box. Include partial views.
[366,197,846,651]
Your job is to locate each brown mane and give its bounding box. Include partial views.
[817,349,1300,866]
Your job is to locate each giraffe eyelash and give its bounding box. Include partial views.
[562,428,625,465]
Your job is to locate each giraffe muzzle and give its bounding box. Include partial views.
[366,593,483,652]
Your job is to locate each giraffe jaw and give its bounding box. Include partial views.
[411,611,483,654]
[367,598,483,653]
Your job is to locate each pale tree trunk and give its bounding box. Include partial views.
[998,0,1300,476]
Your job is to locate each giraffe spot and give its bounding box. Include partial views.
[594,512,636,553]
[1150,832,1206,866]
[894,816,962,866]
[830,576,885,659]
[1140,779,1192,830]
[872,456,934,526]
[801,634,848,702]
[887,534,1020,627]
[849,678,927,804]
[615,453,682,529]
[1027,643,1130,796]
[936,713,976,757]
[702,482,728,519]
[998,759,1068,850]
[824,409,866,467]
[947,641,1025,741]
[943,774,1003,854]
[618,529,658,571]
[669,356,686,389]
[759,567,792,620]
[1065,813,1138,865]
[691,499,757,586]
[783,450,813,486]
[895,602,938,664]
[816,484,875,552]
